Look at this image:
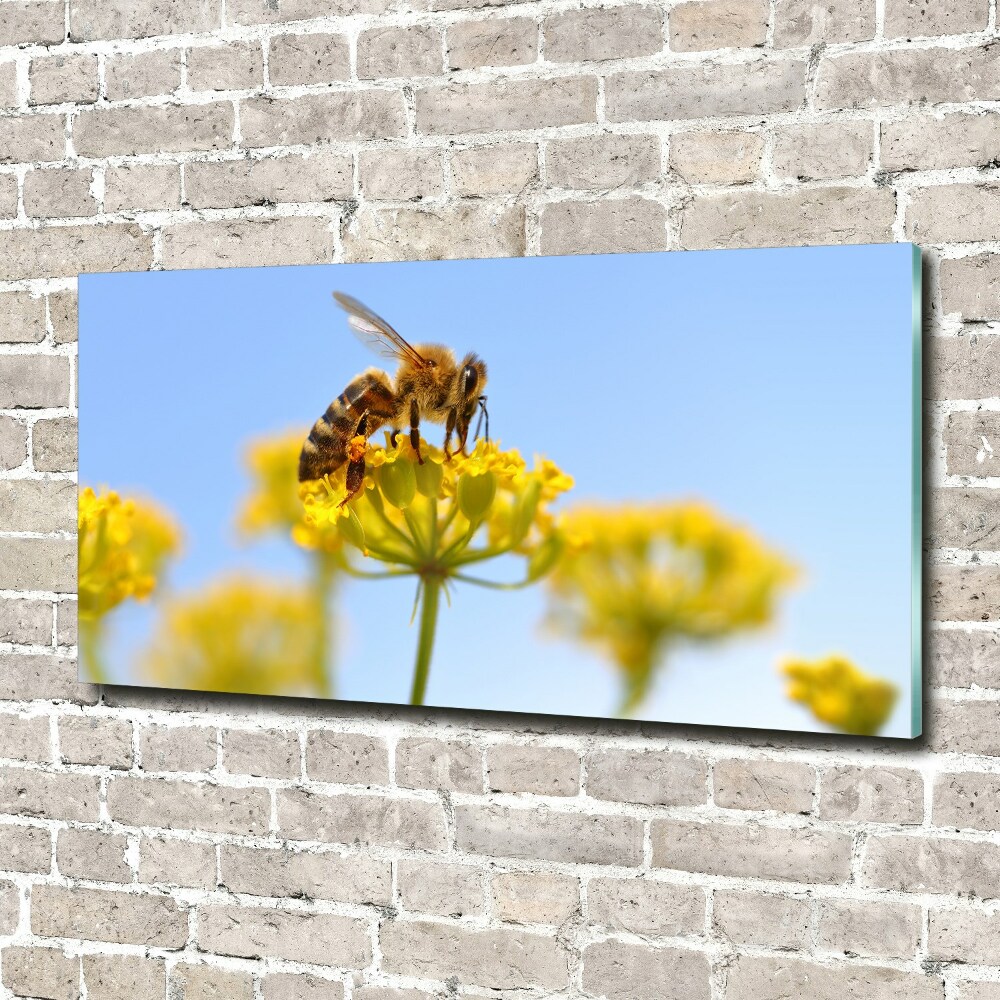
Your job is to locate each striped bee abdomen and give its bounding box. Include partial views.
[299,370,398,482]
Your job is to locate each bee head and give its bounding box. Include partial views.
[459,353,487,402]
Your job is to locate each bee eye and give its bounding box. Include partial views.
[462,365,478,395]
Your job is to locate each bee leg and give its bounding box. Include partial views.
[390,428,401,448]
[338,410,369,509]
[443,408,457,461]
[409,398,424,465]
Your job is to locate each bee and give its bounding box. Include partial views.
[299,292,489,506]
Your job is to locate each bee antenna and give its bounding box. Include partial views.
[474,395,489,443]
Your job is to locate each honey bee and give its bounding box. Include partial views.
[299,292,489,505]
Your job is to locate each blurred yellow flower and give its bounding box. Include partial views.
[78,487,180,621]
[142,577,329,698]
[546,502,796,713]
[782,655,898,736]
[300,433,573,704]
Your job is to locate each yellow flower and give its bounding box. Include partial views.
[782,655,898,736]
[78,487,180,621]
[142,577,329,698]
[546,501,796,713]
[238,430,344,555]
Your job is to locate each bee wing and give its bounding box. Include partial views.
[333,292,429,369]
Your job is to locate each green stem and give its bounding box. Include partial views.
[79,617,108,684]
[409,574,442,706]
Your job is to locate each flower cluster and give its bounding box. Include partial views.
[782,655,898,736]
[143,577,328,697]
[78,487,180,621]
[546,502,796,712]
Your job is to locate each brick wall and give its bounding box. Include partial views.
[0,0,998,996]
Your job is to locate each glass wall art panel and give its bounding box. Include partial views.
[79,243,922,737]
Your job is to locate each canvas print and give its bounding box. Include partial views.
[78,243,922,738]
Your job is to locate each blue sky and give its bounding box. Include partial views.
[80,244,919,737]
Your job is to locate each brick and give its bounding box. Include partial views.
[0,225,154,282]
[262,974,344,1000]
[817,45,1000,110]
[670,0,766,51]
[187,42,262,91]
[58,715,131,768]
[928,906,1000,964]
[161,216,332,270]
[0,880,18,934]
[819,765,923,823]
[929,627,1000,688]
[945,410,1000,476]
[170,964,254,1000]
[0,114,66,164]
[817,897,922,959]
[0,653,93,702]
[774,0,874,45]
[447,18,536,69]
[726,955,942,1000]
[882,113,1000,172]
[653,820,852,883]
[29,54,97,106]
[31,885,188,947]
[885,0,988,38]
[0,418,27,472]
[223,727,299,779]
[24,168,96,220]
[547,133,659,190]
[587,749,707,806]
[358,25,443,78]
[104,49,181,100]
[220,843,391,904]
[487,745,579,795]
[199,905,370,967]
[932,698,1000,756]
[714,759,815,813]
[930,566,1000,621]
[934,772,1000,831]
[353,989,432,1000]
[540,198,666,255]
[241,91,406,147]
[679,186,895,250]
[0,824,51,873]
[606,60,806,122]
[0,769,98,822]
[929,333,1000,400]
[863,833,1000,898]
[107,776,271,836]
[345,203,524,261]
[582,940,710,1000]
[305,732,389,785]
[278,789,446,849]
[545,7,663,62]
[0,540,76,603]
[0,714,49,762]
[83,955,166,1000]
[589,877,704,937]
[74,104,233,157]
[451,143,537,196]
[416,77,596,134]
[395,737,483,792]
[139,836,216,889]
[185,153,351,209]
[104,163,181,213]
[57,829,131,884]
[46,293,76,345]
[229,0,391,24]
[772,121,873,181]
[0,292,46,344]
[54,602,76,645]
[492,871,578,925]
[0,599,51,646]
[381,920,568,990]
[0,61,16,110]
[0,173,16,217]
[0,479,74,535]
[713,889,810,948]
[455,803,643,865]
[2,947,79,1000]
[141,724,217,773]
[930,488,1000,550]
[908,184,1000,244]
[398,858,484,917]
[69,0,222,40]
[269,32,349,85]
[359,148,444,201]
[0,2,64,45]
[955,985,1000,1000]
